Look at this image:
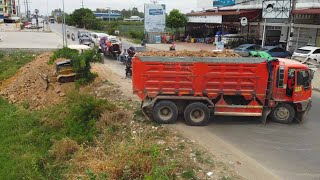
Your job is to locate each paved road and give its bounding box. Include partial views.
[51,24,320,180]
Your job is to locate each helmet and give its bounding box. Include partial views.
[288,73,294,78]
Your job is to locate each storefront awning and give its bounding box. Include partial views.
[292,9,320,15]
[186,10,260,17]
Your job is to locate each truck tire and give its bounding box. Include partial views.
[270,103,295,124]
[184,102,210,126]
[152,101,178,124]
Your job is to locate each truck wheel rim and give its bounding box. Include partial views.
[158,107,173,121]
[190,109,205,123]
[275,107,290,120]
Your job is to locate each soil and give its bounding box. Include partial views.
[0,52,74,109]
[136,50,240,57]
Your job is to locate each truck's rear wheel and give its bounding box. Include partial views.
[270,103,295,124]
[184,102,210,126]
[152,101,178,124]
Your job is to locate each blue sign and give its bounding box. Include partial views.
[149,9,164,16]
[213,0,235,7]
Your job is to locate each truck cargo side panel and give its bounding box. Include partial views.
[132,57,269,104]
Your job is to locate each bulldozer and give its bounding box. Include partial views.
[55,45,92,83]
[55,59,77,83]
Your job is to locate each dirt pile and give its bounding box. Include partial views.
[136,50,240,57]
[0,52,74,109]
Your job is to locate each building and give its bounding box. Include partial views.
[124,16,144,22]
[188,0,320,50]
[94,12,121,21]
[0,0,18,22]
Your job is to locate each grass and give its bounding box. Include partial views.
[0,51,36,81]
[0,91,114,179]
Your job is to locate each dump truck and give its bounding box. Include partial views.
[132,54,313,126]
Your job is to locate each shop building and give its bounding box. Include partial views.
[187,0,320,50]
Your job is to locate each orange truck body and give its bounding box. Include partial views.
[132,56,312,125]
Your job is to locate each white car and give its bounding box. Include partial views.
[107,36,122,46]
[90,33,109,46]
[292,46,320,63]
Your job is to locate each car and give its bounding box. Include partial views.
[77,30,89,38]
[292,46,320,63]
[261,46,292,58]
[79,33,92,46]
[90,33,109,46]
[233,44,261,56]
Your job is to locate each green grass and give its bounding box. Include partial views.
[0,51,36,81]
[0,91,114,179]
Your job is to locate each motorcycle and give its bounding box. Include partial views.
[71,33,75,41]
[125,47,136,78]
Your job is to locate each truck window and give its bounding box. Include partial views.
[276,67,285,88]
[297,70,310,89]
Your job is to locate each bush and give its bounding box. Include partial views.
[129,30,144,40]
[65,91,115,143]
[49,47,78,64]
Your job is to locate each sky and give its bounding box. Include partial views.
[24,0,199,15]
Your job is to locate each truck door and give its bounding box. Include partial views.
[293,70,311,101]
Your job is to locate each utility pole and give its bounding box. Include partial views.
[62,0,67,46]
[286,0,297,51]
[81,0,84,8]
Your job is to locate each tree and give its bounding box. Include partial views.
[166,9,187,30]
[67,8,103,30]
[71,8,96,28]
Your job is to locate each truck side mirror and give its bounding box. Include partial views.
[310,69,315,81]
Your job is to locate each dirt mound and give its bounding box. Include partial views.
[0,52,74,109]
[136,50,240,57]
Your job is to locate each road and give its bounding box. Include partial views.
[50,24,320,180]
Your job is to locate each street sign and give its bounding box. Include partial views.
[144,3,166,33]
[262,0,291,19]
[240,17,248,26]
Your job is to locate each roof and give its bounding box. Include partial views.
[298,46,320,50]
[67,45,92,50]
[278,58,309,68]
[94,12,122,17]
[186,10,259,16]
[293,8,320,15]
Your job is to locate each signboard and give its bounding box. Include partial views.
[262,0,291,19]
[240,17,248,26]
[197,0,235,9]
[188,15,222,24]
[213,0,235,7]
[144,4,166,33]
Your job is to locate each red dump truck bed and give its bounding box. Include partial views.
[132,56,269,102]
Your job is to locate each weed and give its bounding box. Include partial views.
[50,138,80,162]
[181,169,196,180]
[21,101,30,109]
[65,91,115,143]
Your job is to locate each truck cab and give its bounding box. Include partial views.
[270,58,313,123]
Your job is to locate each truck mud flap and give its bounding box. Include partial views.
[141,100,154,121]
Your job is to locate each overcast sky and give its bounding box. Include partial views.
[24,0,199,15]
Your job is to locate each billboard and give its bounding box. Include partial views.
[144,4,166,33]
[197,0,235,9]
[262,0,291,19]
